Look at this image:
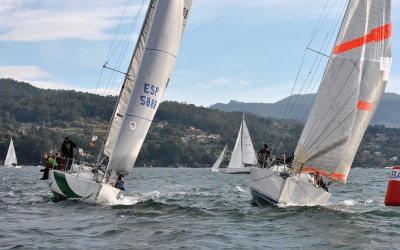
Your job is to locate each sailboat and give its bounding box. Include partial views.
[47,0,192,203]
[4,138,19,168]
[210,144,228,172]
[226,115,256,174]
[250,0,392,206]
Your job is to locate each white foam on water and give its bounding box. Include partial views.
[233,186,244,192]
[342,199,356,206]
[364,199,374,204]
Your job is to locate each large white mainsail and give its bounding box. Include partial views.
[4,138,17,166]
[102,0,192,176]
[292,0,392,184]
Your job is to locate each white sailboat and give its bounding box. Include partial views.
[210,144,228,172]
[251,0,392,206]
[226,116,256,174]
[4,138,19,168]
[48,0,192,203]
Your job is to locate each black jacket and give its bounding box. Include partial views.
[61,140,77,158]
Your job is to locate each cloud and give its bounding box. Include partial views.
[0,66,50,80]
[0,0,143,41]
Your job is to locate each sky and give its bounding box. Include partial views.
[0,0,399,107]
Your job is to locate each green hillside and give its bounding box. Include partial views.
[1,78,400,168]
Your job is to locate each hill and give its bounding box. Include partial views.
[211,93,400,127]
[1,78,400,169]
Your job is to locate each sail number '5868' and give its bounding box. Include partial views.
[140,83,159,109]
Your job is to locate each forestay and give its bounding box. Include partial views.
[293,0,392,184]
[103,0,192,176]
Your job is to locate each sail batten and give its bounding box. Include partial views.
[293,0,392,184]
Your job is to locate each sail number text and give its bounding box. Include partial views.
[140,83,159,109]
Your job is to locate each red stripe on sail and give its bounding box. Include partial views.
[302,168,347,180]
[357,100,372,111]
[333,23,392,55]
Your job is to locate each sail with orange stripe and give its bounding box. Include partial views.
[292,0,392,184]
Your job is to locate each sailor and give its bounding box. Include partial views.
[257,144,271,168]
[61,137,77,170]
[114,175,126,191]
[41,153,58,180]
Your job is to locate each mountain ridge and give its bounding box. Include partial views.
[210,92,400,127]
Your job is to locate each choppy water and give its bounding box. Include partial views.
[1,167,399,249]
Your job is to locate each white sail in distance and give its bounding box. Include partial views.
[228,116,256,168]
[211,144,228,171]
[293,0,392,184]
[4,138,17,166]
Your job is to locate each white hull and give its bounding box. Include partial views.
[250,166,331,206]
[210,168,220,172]
[48,166,123,204]
[225,167,250,174]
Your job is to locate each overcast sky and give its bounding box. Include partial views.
[0,0,399,107]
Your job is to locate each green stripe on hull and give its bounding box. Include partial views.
[53,171,82,198]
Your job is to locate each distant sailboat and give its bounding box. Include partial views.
[4,138,19,168]
[226,115,256,174]
[251,0,392,206]
[210,144,228,172]
[47,0,192,203]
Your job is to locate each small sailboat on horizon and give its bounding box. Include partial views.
[210,144,228,172]
[250,0,392,206]
[4,138,19,168]
[226,115,256,174]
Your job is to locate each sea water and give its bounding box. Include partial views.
[1,167,399,249]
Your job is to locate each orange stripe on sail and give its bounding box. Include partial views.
[302,168,347,180]
[357,100,372,111]
[333,23,392,55]
[302,168,328,176]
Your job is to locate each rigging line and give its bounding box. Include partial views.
[287,0,346,121]
[104,1,146,97]
[293,2,346,123]
[270,2,336,157]
[301,29,353,147]
[104,0,130,63]
[101,0,146,98]
[285,33,329,121]
[105,0,144,63]
[306,47,330,58]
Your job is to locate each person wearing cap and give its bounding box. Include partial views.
[61,137,77,169]
[41,153,58,180]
